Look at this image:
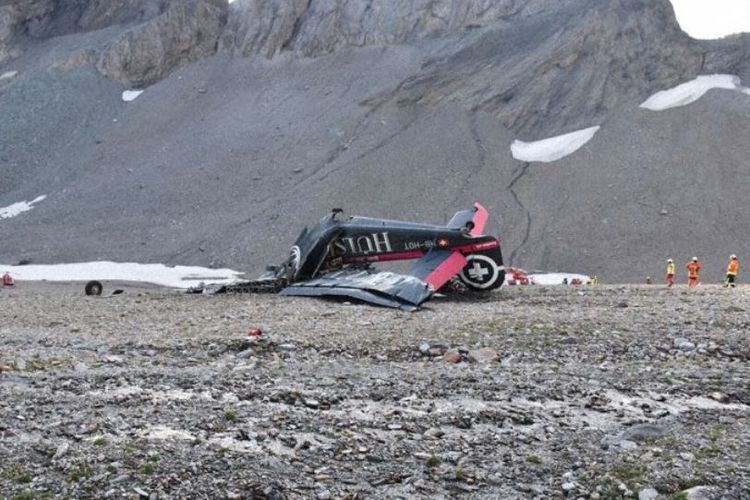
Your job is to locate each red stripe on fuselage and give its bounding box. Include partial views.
[453,240,500,254]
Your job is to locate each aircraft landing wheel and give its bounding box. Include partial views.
[85,280,103,296]
[459,254,504,291]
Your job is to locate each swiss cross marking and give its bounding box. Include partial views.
[468,262,490,281]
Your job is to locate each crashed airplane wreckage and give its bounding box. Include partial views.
[194,204,504,310]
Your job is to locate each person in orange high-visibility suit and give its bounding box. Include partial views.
[666,259,675,287]
[686,257,701,287]
[725,254,739,288]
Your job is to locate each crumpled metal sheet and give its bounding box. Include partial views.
[279,269,433,311]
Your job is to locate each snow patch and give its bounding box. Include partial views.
[122,90,144,102]
[640,74,747,111]
[528,273,591,286]
[0,195,46,220]
[0,70,19,80]
[511,126,600,163]
[0,261,245,289]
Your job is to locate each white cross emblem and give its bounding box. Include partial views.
[467,261,490,281]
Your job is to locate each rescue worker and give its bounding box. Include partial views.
[686,257,701,287]
[725,254,739,288]
[666,259,675,287]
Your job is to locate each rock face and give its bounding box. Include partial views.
[12,0,166,38]
[219,0,531,58]
[386,0,707,135]
[0,0,159,63]
[96,0,226,86]
[0,0,745,103]
[0,1,53,63]
[0,0,227,85]
[703,33,750,81]
[216,0,737,136]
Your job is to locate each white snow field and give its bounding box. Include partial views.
[0,262,245,289]
[640,74,749,111]
[510,126,600,163]
[0,195,46,219]
[528,272,592,286]
[122,90,144,102]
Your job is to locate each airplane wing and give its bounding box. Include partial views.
[409,249,467,291]
[280,269,433,311]
[281,249,469,310]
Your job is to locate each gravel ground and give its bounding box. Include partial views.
[1,283,750,499]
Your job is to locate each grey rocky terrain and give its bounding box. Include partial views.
[3,2,750,498]
[1,283,750,498]
[0,0,749,281]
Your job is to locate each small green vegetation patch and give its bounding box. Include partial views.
[526,455,541,464]
[68,463,92,482]
[4,465,32,484]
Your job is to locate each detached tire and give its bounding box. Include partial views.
[85,280,103,296]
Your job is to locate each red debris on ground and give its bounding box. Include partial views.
[506,267,531,286]
[2,272,15,287]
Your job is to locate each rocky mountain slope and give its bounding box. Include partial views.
[1,0,749,282]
